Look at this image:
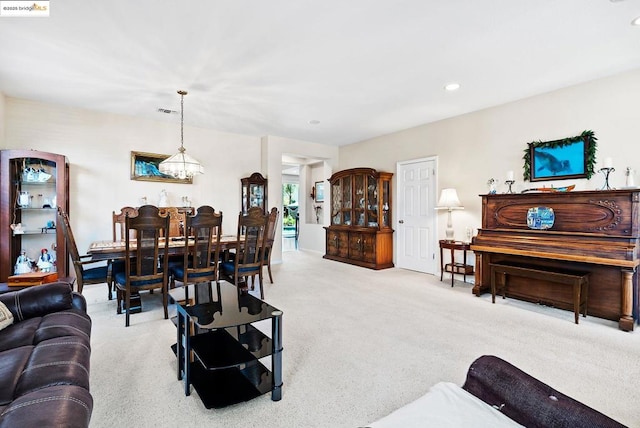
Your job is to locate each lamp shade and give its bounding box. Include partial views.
[437,188,463,209]
[159,149,204,179]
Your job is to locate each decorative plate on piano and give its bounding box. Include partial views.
[526,206,555,230]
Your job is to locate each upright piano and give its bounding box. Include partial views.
[471,189,639,331]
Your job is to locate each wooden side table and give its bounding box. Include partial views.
[0,276,73,294]
[439,240,474,287]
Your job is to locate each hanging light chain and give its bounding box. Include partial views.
[178,90,187,153]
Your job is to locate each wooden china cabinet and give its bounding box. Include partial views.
[241,172,268,214]
[324,167,394,269]
[0,150,69,282]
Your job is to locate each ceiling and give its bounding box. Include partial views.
[1,0,639,146]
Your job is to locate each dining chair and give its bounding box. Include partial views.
[114,205,170,327]
[112,206,138,241]
[169,206,223,305]
[109,206,139,300]
[263,207,280,284]
[159,207,194,238]
[57,208,110,295]
[220,207,269,299]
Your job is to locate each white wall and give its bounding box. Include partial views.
[0,92,5,147]
[339,69,640,245]
[4,68,639,271]
[262,135,339,256]
[306,163,326,225]
[4,97,261,254]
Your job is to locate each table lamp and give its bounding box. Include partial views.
[436,188,464,242]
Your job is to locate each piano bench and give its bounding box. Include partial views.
[489,262,589,324]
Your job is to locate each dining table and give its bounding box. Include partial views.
[86,235,241,261]
[87,235,241,314]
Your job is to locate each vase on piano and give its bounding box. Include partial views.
[487,178,497,194]
[625,167,635,188]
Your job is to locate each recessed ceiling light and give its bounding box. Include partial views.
[632,16,640,26]
[444,82,460,91]
[308,119,320,125]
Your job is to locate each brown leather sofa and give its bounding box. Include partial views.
[462,355,626,428]
[368,355,626,427]
[0,282,92,428]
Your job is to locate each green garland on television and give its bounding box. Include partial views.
[522,130,597,181]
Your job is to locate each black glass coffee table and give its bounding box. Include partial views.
[172,282,283,409]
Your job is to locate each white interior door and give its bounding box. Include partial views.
[396,157,437,274]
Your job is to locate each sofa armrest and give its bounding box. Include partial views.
[0,282,78,322]
[462,355,625,428]
[72,291,87,312]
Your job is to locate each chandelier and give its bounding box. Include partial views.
[159,90,204,180]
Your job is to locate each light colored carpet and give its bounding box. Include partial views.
[84,250,640,428]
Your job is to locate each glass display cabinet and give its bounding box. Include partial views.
[0,150,69,282]
[324,167,393,269]
[241,172,268,214]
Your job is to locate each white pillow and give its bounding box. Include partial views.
[0,301,14,331]
[368,382,524,428]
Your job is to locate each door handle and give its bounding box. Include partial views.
[399,220,404,224]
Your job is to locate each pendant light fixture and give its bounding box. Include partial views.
[159,90,204,180]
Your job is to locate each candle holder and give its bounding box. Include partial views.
[505,180,515,194]
[599,167,615,190]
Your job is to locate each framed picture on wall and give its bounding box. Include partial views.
[130,151,193,184]
[523,130,597,182]
[315,181,325,202]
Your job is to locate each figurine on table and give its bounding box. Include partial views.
[37,248,55,272]
[14,249,33,274]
